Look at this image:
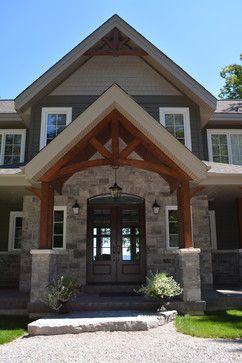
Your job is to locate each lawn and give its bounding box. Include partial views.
[176,309,242,339]
[0,316,29,344]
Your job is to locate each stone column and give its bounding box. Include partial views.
[178,248,201,301]
[30,250,58,304]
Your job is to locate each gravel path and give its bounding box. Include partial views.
[0,323,241,363]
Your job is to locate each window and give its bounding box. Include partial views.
[52,206,67,249]
[40,108,72,149]
[208,210,217,250]
[165,206,193,249]
[0,130,26,166]
[165,206,179,249]
[207,129,242,165]
[8,212,23,251]
[159,107,191,150]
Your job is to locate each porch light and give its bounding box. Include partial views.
[72,200,80,215]
[152,200,160,214]
[109,167,122,199]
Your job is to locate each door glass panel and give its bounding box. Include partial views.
[92,209,111,261]
[121,208,140,261]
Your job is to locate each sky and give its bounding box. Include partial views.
[0,0,241,99]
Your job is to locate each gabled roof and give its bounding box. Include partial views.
[15,15,216,125]
[24,84,208,183]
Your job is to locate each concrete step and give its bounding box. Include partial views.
[82,284,141,294]
[28,310,177,335]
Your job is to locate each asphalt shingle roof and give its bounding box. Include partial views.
[215,100,242,113]
[0,100,16,113]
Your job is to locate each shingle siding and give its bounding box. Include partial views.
[28,95,203,160]
[50,56,182,96]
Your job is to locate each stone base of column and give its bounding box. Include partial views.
[30,250,58,304]
[178,248,201,302]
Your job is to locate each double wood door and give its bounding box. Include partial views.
[87,201,146,283]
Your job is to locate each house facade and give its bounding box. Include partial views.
[0,15,242,313]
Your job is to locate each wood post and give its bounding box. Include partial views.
[177,181,193,248]
[236,198,242,248]
[39,182,54,249]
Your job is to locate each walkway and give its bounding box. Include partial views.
[0,322,241,363]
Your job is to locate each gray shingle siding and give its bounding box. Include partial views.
[28,95,203,161]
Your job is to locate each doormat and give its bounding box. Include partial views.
[99,292,142,297]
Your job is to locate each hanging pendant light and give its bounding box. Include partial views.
[109,167,122,199]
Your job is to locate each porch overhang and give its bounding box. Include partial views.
[23,84,207,184]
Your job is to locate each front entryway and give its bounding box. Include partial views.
[87,194,146,283]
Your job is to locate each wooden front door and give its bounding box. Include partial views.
[87,195,146,284]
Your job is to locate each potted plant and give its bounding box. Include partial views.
[137,272,182,311]
[42,276,79,314]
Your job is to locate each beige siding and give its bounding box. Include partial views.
[50,56,181,96]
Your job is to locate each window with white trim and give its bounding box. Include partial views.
[0,130,26,166]
[165,206,179,249]
[159,107,192,150]
[52,206,67,249]
[207,129,242,165]
[8,212,23,251]
[40,108,72,149]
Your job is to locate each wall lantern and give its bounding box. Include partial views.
[72,200,80,215]
[109,167,122,199]
[152,200,160,215]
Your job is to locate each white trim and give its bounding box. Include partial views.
[52,206,67,250]
[208,210,217,250]
[165,205,193,250]
[30,249,59,255]
[159,107,192,150]
[40,107,72,149]
[8,211,23,251]
[0,129,26,165]
[207,129,242,165]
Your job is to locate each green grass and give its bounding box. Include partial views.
[175,309,242,339]
[0,316,29,345]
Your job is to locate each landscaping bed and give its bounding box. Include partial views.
[176,309,242,339]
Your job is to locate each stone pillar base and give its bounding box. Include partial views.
[30,250,58,303]
[178,248,201,302]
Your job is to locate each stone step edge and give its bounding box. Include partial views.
[28,310,177,335]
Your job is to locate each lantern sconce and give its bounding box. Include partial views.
[72,200,80,215]
[152,200,160,215]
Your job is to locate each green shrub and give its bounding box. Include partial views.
[42,276,79,311]
[137,272,182,306]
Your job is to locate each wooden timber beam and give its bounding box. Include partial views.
[190,186,204,200]
[119,138,140,159]
[84,49,147,56]
[177,182,193,249]
[112,118,119,166]
[39,182,54,249]
[89,137,112,160]
[26,186,42,200]
[56,159,110,179]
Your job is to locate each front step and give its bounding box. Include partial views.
[67,294,159,312]
[82,284,141,294]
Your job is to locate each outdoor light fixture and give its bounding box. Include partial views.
[72,200,80,215]
[109,167,122,199]
[152,200,160,214]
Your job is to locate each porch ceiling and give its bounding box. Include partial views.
[23,84,208,186]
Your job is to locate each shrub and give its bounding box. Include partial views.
[42,276,79,311]
[137,272,182,307]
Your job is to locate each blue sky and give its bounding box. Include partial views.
[0,0,241,99]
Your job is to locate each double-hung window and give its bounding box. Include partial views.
[207,129,242,165]
[159,107,192,150]
[0,130,26,166]
[8,212,23,251]
[40,108,72,149]
[53,206,67,249]
[165,206,179,249]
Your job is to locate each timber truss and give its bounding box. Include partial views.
[40,110,190,193]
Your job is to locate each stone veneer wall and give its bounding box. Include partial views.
[0,253,20,287]
[212,250,242,286]
[19,166,212,292]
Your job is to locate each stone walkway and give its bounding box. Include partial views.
[1,323,241,363]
